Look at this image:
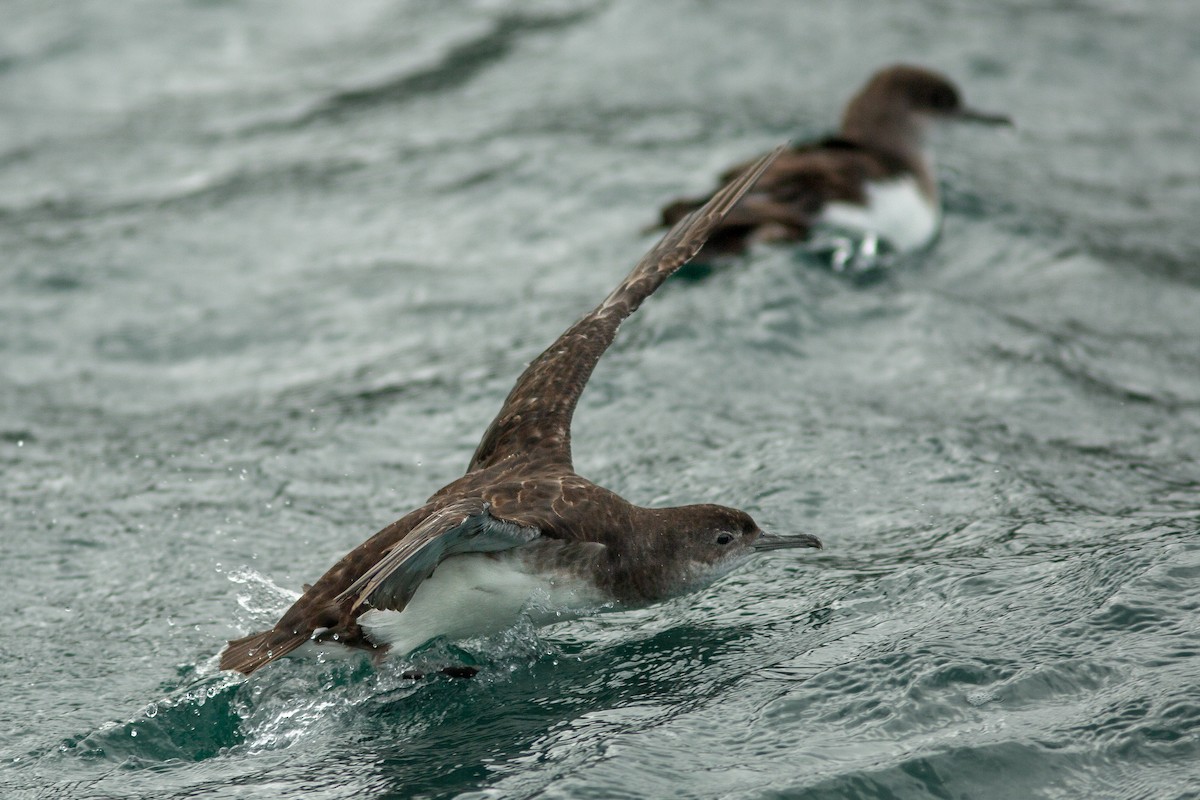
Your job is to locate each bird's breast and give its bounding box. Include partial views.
[354,550,613,657]
[817,175,940,252]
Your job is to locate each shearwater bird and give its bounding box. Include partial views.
[658,64,1011,263]
[220,146,821,676]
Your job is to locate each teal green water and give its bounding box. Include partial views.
[3,2,1199,798]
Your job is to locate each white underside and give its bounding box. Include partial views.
[817,176,940,252]
[318,552,611,659]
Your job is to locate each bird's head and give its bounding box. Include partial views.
[639,505,822,599]
[842,64,1012,151]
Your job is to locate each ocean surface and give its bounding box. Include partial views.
[2,1,1199,798]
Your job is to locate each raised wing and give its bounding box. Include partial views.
[468,145,785,472]
[335,498,539,613]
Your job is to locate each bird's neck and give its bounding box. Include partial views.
[598,505,720,605]
[839,103,937,202]
[839,89,927,157]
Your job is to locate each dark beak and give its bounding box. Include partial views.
[954,107,1013,127]
[753,531,823,551]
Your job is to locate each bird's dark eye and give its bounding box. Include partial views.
[716,532,734,545]
[929,86,959,110]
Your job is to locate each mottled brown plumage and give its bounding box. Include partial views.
[659,64,1011,257]
[220,145,822,676]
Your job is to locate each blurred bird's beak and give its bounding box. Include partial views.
[955,107,1014,126]
[754,532,823,551]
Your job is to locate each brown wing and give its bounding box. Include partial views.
[334,498,538,613]
[468,145,785,472]
[220,498,538,674]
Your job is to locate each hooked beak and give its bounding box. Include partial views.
[953,107,1013,127]
[753,531,823,551]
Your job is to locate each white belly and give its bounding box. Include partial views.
[354,552,609,657]
[818,176,940,252]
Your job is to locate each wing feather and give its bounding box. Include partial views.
[468,145,785,471]
[334,498,539,613]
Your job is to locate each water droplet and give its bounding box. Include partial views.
[130,729,137,737]
[145,703,158,718]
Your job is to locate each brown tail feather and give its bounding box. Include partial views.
[220,628,307,675]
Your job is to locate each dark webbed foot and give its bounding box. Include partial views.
[440,666,479,679]
[400,666,480,680]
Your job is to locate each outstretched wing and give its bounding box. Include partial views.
[468,145,785,472]
[220,498,537,675]
[334,498,539,613]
